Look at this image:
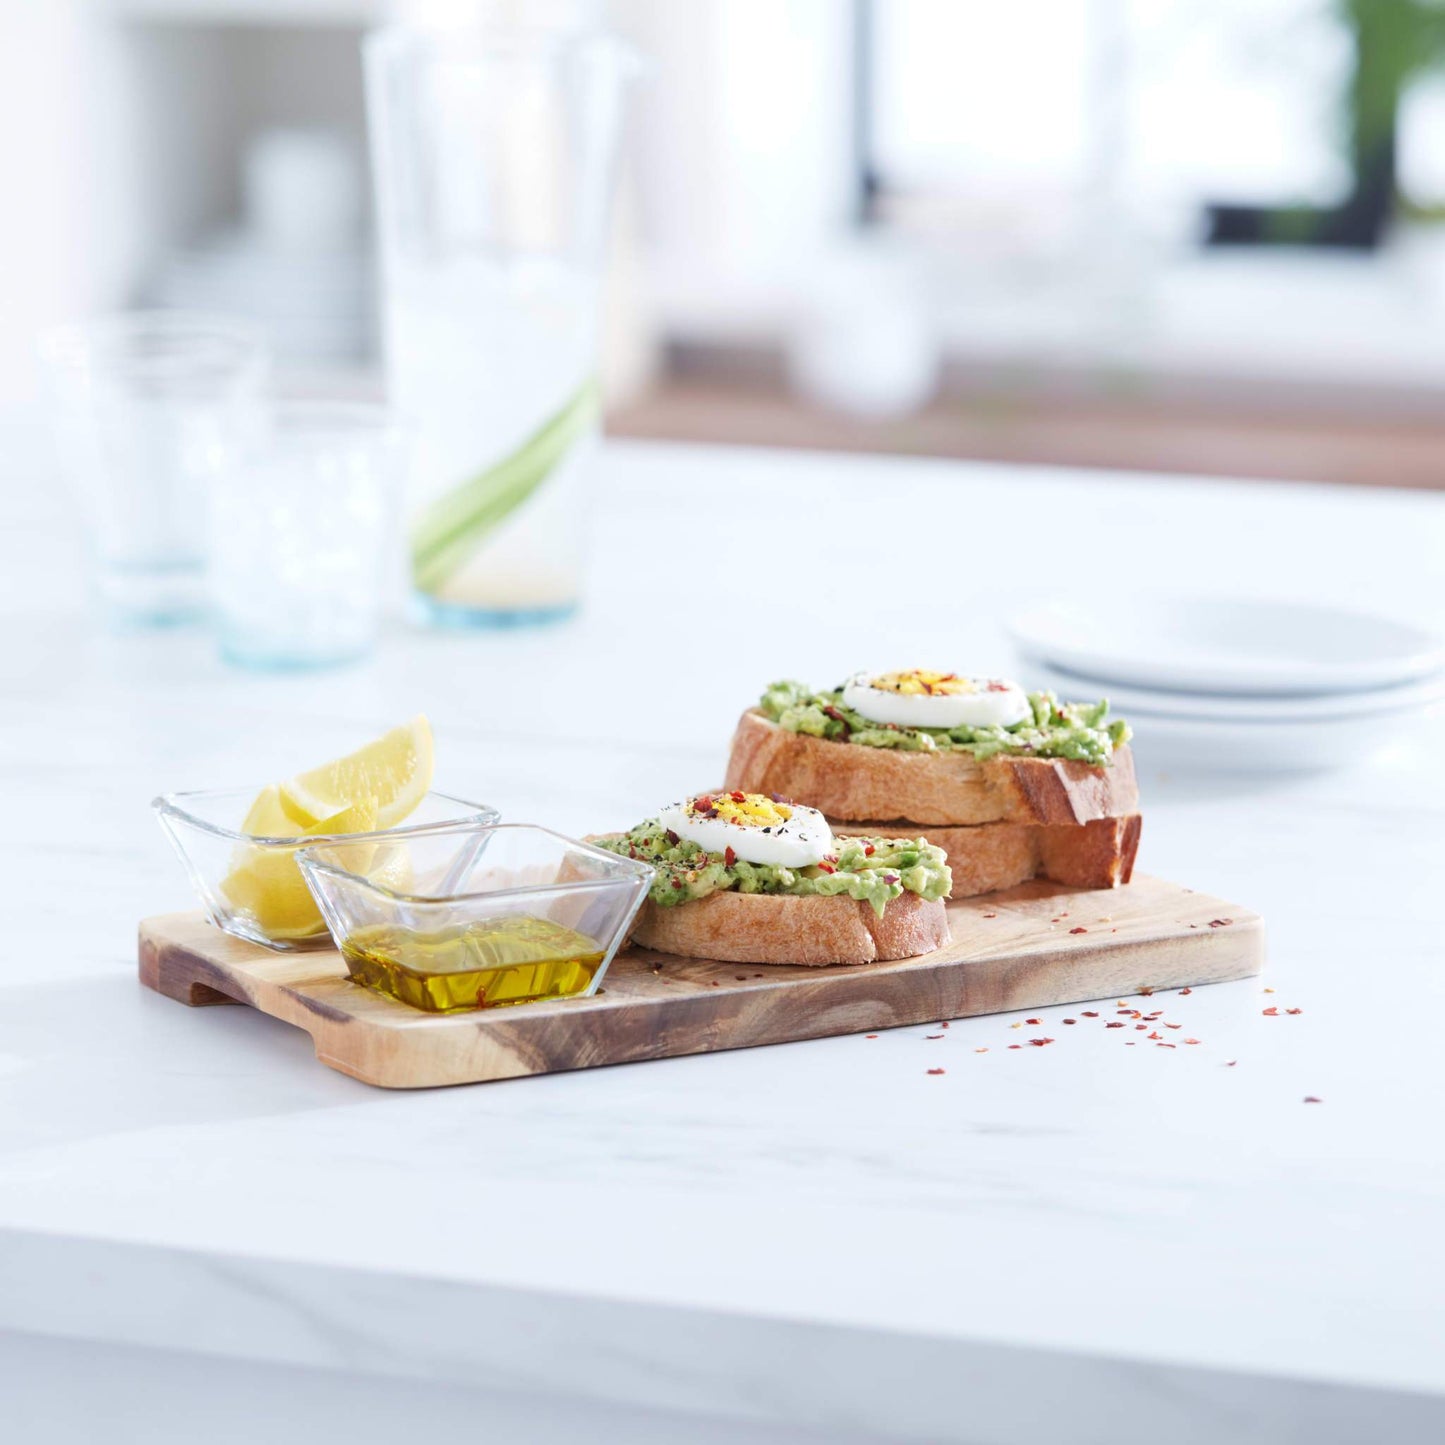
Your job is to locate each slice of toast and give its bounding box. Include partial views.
[724,709,1139,827]
[628,889,950,967]
[837,816,1141,900]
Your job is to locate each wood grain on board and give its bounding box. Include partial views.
[138,875,1262,1090]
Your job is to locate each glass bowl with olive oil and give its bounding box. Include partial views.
[296,823,652,1012]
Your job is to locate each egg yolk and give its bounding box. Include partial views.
[868,670,977,697]
[687,791,793,828]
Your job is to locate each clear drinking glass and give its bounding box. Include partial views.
[365,21,639,629]
[39,313,267,627]
[209,403,409,670]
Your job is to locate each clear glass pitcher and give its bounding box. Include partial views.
[365,20,639,629]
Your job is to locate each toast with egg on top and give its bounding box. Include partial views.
[590,790,952,966]
[724,672,1140,899]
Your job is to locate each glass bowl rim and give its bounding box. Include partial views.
[294,820,654,908]
[151,786,499,847]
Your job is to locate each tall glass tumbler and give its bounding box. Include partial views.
[39,314,267,627]
[365,22,638,629]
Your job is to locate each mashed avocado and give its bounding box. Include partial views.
[595,823,951,916]
[759,680,1130,765]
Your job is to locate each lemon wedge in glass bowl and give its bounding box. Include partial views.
[278,715,434,830]
[217,717,434,943]
[221,798,382,942]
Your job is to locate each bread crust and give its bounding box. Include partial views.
[629,889,950,967]
[837,816,1141,899]
[724,709,1138,826]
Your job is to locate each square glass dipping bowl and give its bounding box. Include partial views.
[154,789,500,951]
[296,823,652,1012]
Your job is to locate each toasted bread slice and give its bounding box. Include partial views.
[628,888,949,967]
[724,709,1138,826]
[837,816,1141,899]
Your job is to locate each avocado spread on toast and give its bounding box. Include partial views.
[759,680,1130,765]
[595,825,951,916]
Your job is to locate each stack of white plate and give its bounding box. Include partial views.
[1008,597,1445,772]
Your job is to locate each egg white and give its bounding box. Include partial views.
[656,798,834,868]
[842,672,1032,730]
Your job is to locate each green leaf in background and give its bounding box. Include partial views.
[411,377,599,595]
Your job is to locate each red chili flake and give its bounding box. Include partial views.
[1105,1022,1125,1029]
[1263,1006,1279,1017]
[1008,1044,1021,1050]
[1157,1042,1176,1049]
[1069,926,1088,934]
[864,844,875,855]
[1139,987,1154,996]
[1135,1024,1147,1031]
[708,981,719,987]
[1304,1096,1322,1104]
[1287,1008,1303,1015]
[817,861,836,874]
[975,1047,988,1053]
[1147,1031,1162,1040]
[1081,1011,1099,1018]
[982,912,997,918]
[724,845,736,869]
[730,790,745,802]
[1225,1060,1237,1067]
[664,829,680,845]
[926,1068,946,1076]
[1208,919,1233,929]
[734,975,747,981]
[1050,917,1061,924]
[1062,1018,1077,1025]
[1029,1038,1054,1047]
[1025,1017,1041,1025]
[1179,987,1192,996]
[694,796,713,812]
[1184,1038,1201,1045]
[1125,1041,1136,1046]
[925,1034,944,1040]
[865,1034,878,1039]
[939,1021,950,1029]
[1165,1022,1182,1030]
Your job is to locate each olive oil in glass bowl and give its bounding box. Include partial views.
[296,823,651,1012]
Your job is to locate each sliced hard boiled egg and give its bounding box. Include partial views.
[657,791,833,868]
[842,670,1031,730]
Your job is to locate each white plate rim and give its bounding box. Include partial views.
[1009,596,1445,697]
[1028,660,1445,723]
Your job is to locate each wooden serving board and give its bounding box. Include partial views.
[138,875,1262,1089]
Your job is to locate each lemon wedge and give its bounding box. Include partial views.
[222,797,380,942]
[278,715,434,831]
[238,783,297,838]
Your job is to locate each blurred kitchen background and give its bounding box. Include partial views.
[9,0,1445,489]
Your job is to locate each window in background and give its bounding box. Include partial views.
[867,0,1352,257]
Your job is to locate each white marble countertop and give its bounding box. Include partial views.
[3,433,1445,1443]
